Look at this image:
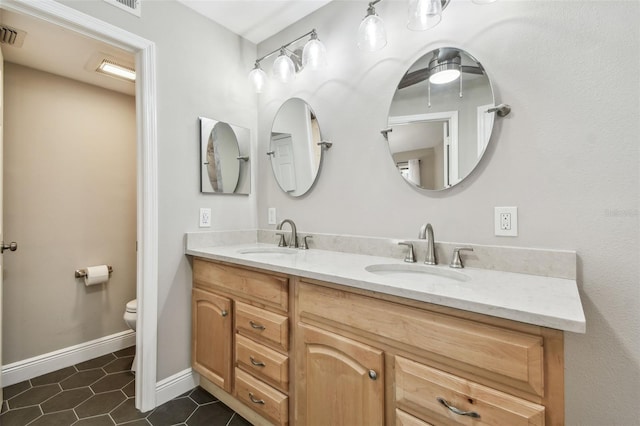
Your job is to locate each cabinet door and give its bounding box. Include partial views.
[192,288,232,392]
[297,324,384,426]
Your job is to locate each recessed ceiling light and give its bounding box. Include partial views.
[96,60,136,82]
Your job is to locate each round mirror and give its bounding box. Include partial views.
[386,47,495,190]
[200,118,241,193]
[269,98,324,197]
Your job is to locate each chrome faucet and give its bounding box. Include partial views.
[276,219,298,248]
[418,223,437,265]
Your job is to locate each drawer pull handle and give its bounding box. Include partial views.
[437,397,480,419]
[250,321,266,330]
[368,370,378,380]
[249,392,265,405]
[221,310,228,317]
[250,356,266,367]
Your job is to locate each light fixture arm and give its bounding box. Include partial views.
[254,29,318,65]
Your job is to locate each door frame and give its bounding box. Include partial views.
[0,0,159,412]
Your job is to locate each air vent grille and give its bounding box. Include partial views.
[103,0,141,17]
[0,25,26,47]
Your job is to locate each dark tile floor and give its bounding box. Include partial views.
[1,347,251,426]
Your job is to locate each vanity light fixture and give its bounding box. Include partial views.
[359,0,497,52]
[248,29,327,93]
[96,59,136,81]
[357,0,387,52]
[407,0,446,31]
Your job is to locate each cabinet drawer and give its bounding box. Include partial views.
[396,409,434,426]
[194,258,288,312]
[235,368,288,426]
[236,302,289,353]
[299,282,544,396]
[236,334,289,393]
[395,356,545,426]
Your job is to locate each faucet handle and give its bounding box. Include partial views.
[300,235,313,250]
[398,241,416,263]
[450,247,474,269]
[275,232,287,247]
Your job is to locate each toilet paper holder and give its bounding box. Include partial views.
[75,266,113,278]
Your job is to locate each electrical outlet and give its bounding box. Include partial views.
[268,208,277,225]
[495,207,517,236]
[199,208,211,228]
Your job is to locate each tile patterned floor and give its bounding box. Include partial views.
[1,347,251,426]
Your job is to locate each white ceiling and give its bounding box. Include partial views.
[1,10,135,96]
[175,0,333,44]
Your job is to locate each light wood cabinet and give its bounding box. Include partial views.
[296,324,385,426]
[191,288,232,392]
[295,279,564,426]
[192,258,290,426]
[191,258,566,426]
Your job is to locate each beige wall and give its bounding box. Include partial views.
[2,63,136,363]
[256,2,639,425]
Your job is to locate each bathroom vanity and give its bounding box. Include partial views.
[187,239,584,426]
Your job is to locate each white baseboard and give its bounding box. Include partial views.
[2,330,136,387]
[155,368,199,407]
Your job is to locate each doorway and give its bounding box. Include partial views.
[0,0,158,412]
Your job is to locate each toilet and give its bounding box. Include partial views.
[123,299,137,373]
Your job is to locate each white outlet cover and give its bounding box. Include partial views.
[495,207,518,236]
[199,208,211,228]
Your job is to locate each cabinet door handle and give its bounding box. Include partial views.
[368,370,378,380]
[436,397,480,418]
[250,356,266,367]
[250,321,265,330]
[221,310,229,317]
[249,392,265,405]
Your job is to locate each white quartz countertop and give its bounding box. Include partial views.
[186,243,586,333]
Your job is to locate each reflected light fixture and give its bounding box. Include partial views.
[428,53,461,84]
[248,29,327,93]
[357,0,387,52]
[96,59,136,81]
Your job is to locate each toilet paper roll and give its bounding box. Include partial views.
[85,265,110,286]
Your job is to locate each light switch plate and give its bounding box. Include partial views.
[495,207,517,236]
[199,208,211,228]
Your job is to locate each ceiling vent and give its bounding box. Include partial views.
[0,24,27,48]
[103,0,141,17]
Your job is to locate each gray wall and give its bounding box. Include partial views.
[255,1,639,425]
[3,63,136,363]
[56,0,258,381]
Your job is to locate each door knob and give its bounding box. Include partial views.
[1,241,17,254]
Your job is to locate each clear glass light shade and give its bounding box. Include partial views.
[302,38,328,71]
[407,0,442,31]
[272,53,296,83]
[429,68,460,84]
[248,66,267,93]
[357,13,387,52]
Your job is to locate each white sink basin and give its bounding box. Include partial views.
[365,263,470,283]
[236,247,299,255]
